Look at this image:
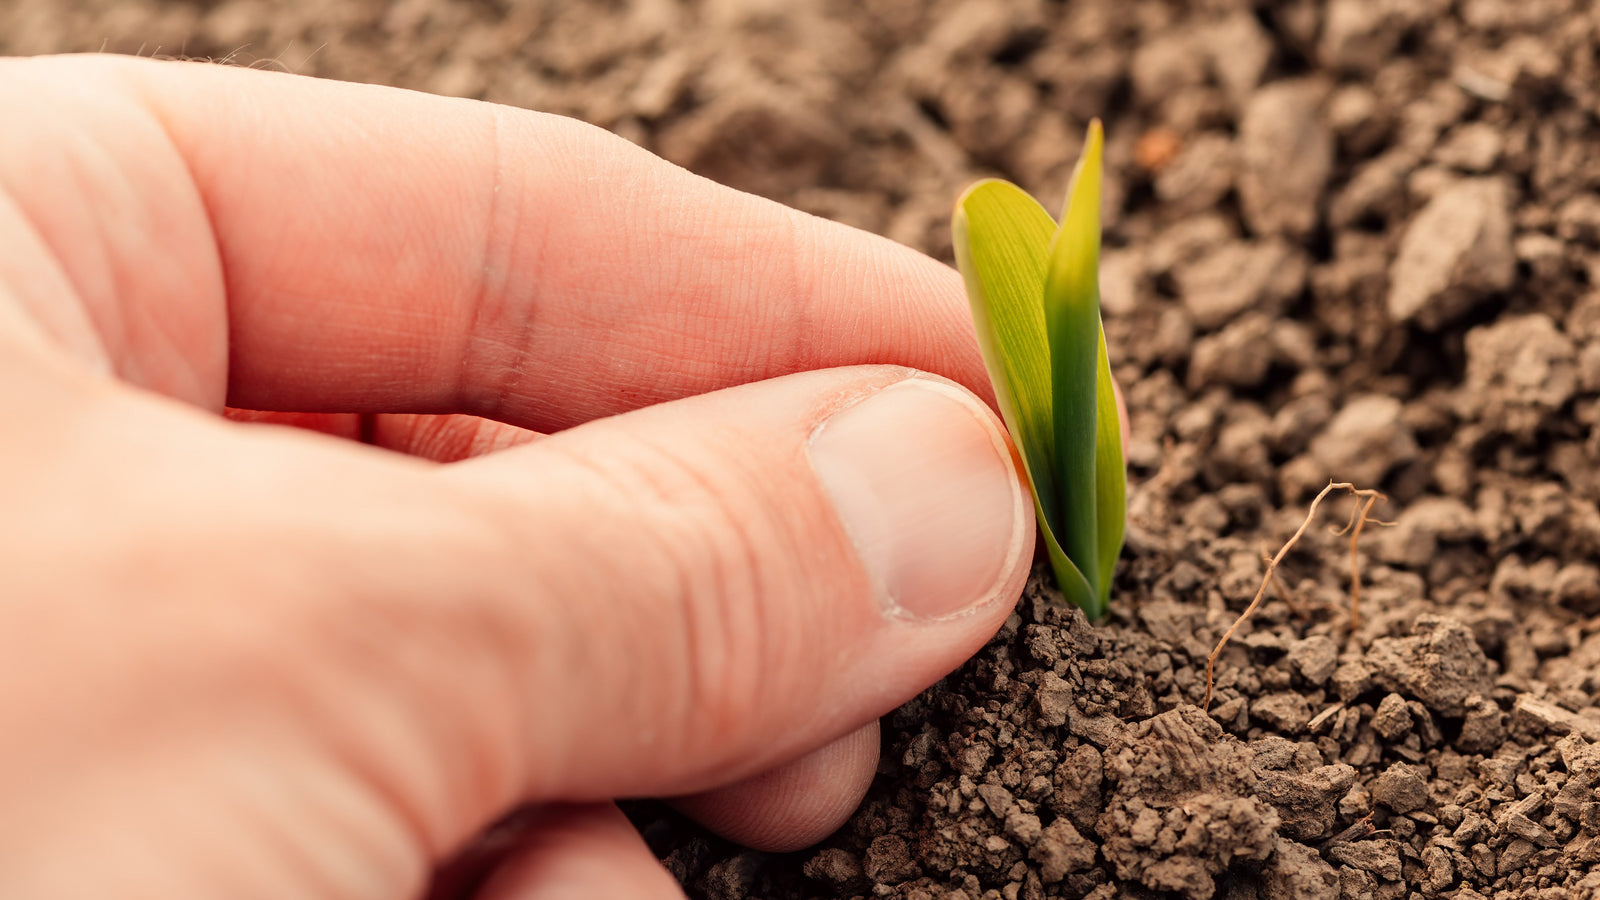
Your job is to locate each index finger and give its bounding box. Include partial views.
[3,55,990,431]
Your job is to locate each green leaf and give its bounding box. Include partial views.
[951,120,1122,620]
[952,180,1063,539]
[1044,120,1105,612]
[1038,506,1097,618]
[1092,328,1126,615]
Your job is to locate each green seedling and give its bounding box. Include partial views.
[951,120,1124,620]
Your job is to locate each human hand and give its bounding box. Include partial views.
[0,56,1034,898]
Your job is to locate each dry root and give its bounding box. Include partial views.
[1202,482,1387,712]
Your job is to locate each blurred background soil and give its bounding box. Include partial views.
[9,1,1600,897]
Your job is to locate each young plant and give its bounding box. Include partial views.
[951,120,1125,620]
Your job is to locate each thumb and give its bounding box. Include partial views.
[440,365,1032,806]
[0,362,1032,899]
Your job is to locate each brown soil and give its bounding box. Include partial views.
[9,0,1600,897]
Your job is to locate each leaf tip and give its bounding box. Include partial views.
[1062,121,1105,224]
[954,177,1011,214]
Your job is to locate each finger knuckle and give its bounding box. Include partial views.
[555,435,803,748]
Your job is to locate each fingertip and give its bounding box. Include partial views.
[809,375,1034,623]
[671,722,880,853]
[470,805,684,900]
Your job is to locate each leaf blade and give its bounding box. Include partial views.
[1040,507,1097,616]
[952,179,1063,539]
[1092,325,1126,615]
[1043,120,1105,608]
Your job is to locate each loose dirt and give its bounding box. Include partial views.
[8,0,1600,896]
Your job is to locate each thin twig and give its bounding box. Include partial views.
[1202,482,1386,711]
[1333,491,1384,628]
[1318,813,1377,851]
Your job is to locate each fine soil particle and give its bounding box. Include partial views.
[11,0,1600,898]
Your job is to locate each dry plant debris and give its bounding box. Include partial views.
[1203,482,1387,711]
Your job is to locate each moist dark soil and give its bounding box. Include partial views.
[10,0,1600,897]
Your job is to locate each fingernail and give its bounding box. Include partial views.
[808,379,1027,620]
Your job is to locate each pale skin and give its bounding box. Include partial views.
[0,55,1041,898]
